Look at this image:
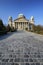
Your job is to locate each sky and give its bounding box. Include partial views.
[0,0,43,25]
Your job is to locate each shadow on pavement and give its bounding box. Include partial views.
[0,32,15,40]
[0,30,25,40]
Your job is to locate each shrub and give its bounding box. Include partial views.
[6,25,11,32]
[6,25,17,32]
[33,24,43,35]
[25,27,28,31]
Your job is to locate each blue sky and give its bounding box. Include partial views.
[0,0,43,25]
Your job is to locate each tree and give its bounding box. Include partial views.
[0,19,4,30]
[6,24,11,32]
[33,24,43,34]
[0,19,7,35]
[33,25,37,32]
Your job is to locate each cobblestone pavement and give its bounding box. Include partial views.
[0,30,43,65]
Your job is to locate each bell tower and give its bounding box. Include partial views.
[8,16,12,27]
[29,16,34,31]
[30,16,34,24]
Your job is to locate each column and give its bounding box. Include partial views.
[24,22,25,29]
[20,23,21,29]
[21,22,22,29]
[23,22,24,30]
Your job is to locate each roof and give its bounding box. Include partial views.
[14,17,29,23]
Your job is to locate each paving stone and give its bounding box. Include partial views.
[6,63,11,65]
[21,63,25,65]
[2,59,9,62]
[0,63,1,65]
[9,54,13,58]
[33,59,38,62]
[31,63,35,65]
[36,63,40,65]
[24,54,29,58]
[0,31,43,65]
[14,58,20,62]
[25,63,30,65]
[40,63,43,65]
[9,59,13,62]
[24,58,28,62]
[29,58,33,62]
[1,63,6,65]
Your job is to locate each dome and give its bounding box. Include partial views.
[8,16,12,20]
[18,14,25,18]
[31,16,34,21]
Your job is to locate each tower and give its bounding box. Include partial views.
[29,16,34,31]
[30,16,34,24]
[8,16,13,27]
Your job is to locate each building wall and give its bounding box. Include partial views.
[13,17,29,30]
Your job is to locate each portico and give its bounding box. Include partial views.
[14,22,29,30]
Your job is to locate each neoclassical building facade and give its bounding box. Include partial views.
[8,14,34,30]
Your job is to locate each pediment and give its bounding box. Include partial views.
[14,17,29,22]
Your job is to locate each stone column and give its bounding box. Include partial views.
[20,22,21,29]
[17,22,18,29]
[16,23,17,28]
[15,22,16,28]
[23,22,24,30]
[24,22,25,30]
[18,22,19,30]
[22,22,23,30]
[28,22,29,30]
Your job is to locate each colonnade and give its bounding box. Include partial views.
[15,22,28,30]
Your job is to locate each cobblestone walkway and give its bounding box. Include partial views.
[0,31,43,65]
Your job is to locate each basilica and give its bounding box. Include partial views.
[8,14,34,30]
